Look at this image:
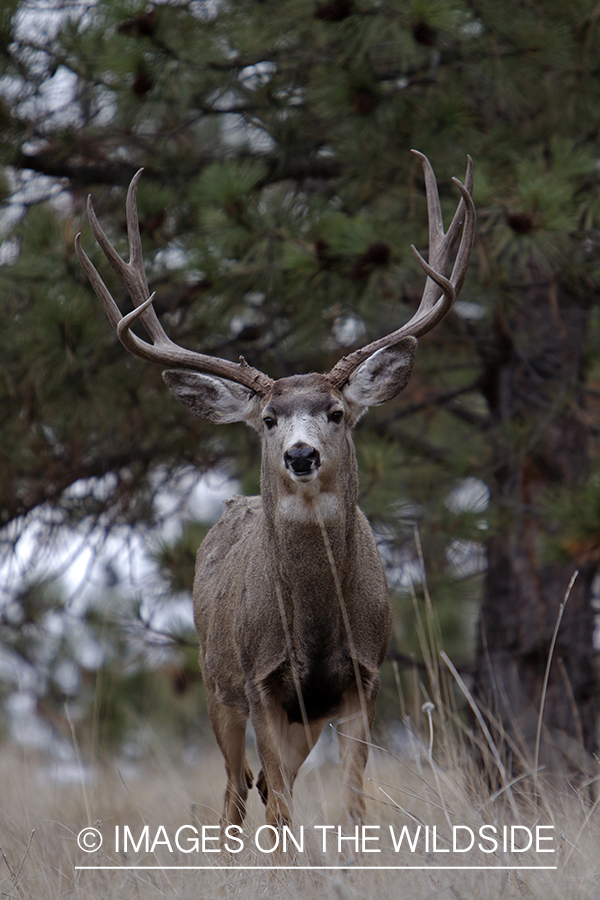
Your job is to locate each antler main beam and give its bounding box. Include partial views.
[74,170,275,396]
[326,151,476,389]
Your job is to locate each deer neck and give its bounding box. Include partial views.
[260,436,359,588]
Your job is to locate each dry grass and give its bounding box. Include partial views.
[2,571,596,898]
[1,722,598,900]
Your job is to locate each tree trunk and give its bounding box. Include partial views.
[474,273,599,785]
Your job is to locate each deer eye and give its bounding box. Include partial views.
[263,416,277,430]
[329,409,344,424]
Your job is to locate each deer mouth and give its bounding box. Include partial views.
[284,445,321,477]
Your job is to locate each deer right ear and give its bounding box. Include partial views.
[162,370,262,429]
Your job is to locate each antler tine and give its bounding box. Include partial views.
[76,173,275,395]
[75,228,167,362]
[327,153,476,389]
[75,232,127,333]
[414,149,444,252]
[84,169,166,347]
[447,173,476,297]
[444,155,473,250]
[409,175,475,328]
[410,151,473,317]
[122,169,170,346]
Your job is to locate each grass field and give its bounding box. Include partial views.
[2,574,596,899]
[1,720,598,900]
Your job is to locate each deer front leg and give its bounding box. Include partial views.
[250,697,326,831]
[206,694,252,830]
[337,675,378,827]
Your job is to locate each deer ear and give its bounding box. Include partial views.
[163,370,262,429]
[342,337,417,423]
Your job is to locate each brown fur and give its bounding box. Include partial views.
[176,366,415,834]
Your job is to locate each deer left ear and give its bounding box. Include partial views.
[342,337,417,423]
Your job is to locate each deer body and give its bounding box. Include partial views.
[75,152,475,834]
[165,366,410,828]
[193,494,389,825]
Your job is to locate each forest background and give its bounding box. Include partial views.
[1,0,599,784]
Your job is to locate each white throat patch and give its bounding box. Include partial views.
[278,490,340,524]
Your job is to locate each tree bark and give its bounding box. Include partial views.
[474,273,600,785]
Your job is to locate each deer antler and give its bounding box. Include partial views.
[326,151,476,389]
[77,155,474,396]
[75,169,275,396]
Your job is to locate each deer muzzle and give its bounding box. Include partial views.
[284,444,321,476]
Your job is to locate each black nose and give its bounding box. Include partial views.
[284,445,321,475]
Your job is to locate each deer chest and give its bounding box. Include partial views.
[260,648,355,725]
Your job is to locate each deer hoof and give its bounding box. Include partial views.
[256,769,268,805]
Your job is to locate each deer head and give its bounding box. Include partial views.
[75,151,475,480]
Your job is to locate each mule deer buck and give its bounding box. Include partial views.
[75,152,475,836]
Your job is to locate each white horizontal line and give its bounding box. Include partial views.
[75,865,558,871]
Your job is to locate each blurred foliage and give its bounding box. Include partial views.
[0,0,600,751]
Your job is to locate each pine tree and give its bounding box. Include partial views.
[1,0,599,775]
